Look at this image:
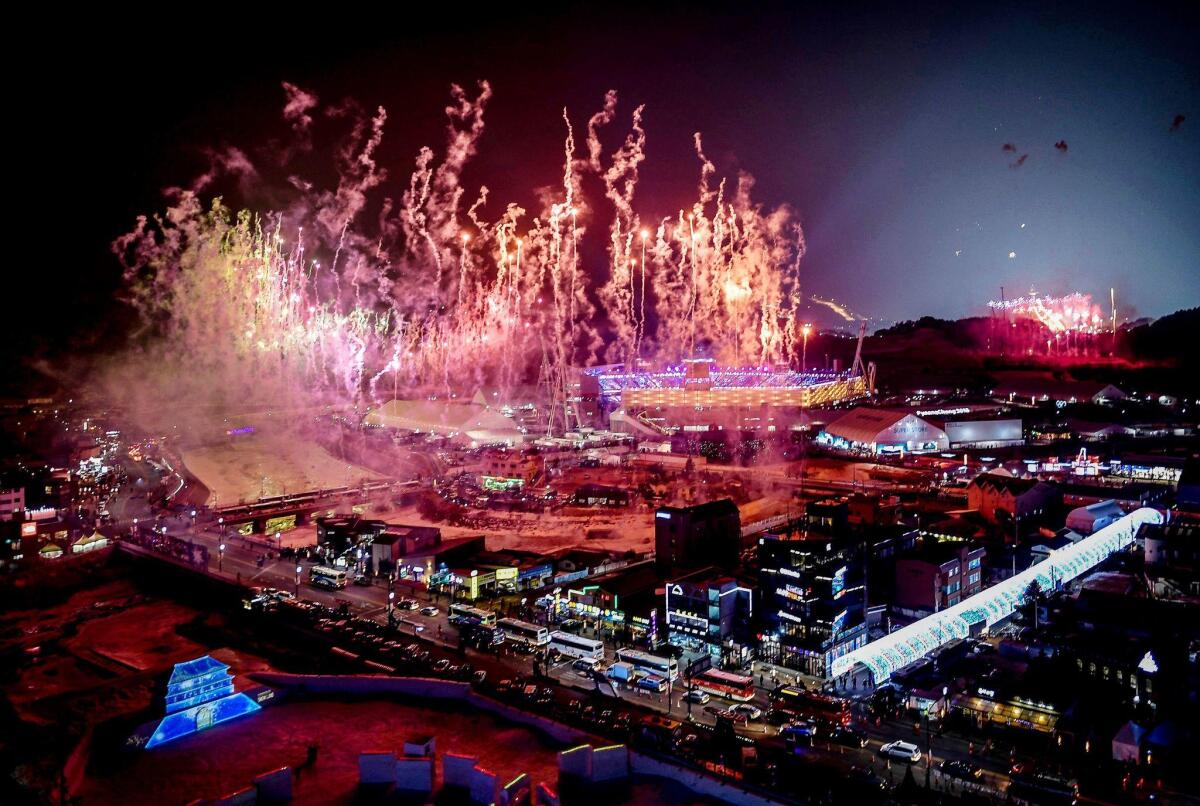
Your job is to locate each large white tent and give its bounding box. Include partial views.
[364,399,524,446]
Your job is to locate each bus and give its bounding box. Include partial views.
[771,686,851,727]
[310,566,347,590]
[692,669,755,702]
[497,617,550,647]
[616,649,679,680]
[449,603,497,627]
[548,631,604,661]
[460,621,506,650]
[1008,773,1079,806]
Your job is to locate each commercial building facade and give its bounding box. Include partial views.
[665,568,754,668]
[757,534,867,679]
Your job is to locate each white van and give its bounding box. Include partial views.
[879,740,922,763]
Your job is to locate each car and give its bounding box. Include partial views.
[399,599,420,611]
[685,689,711,704]
[938,759,982,780]
[432,659,451,673]
[828,726,869,748]
[472,670,487,684]
[781,721,818,745]
[353,574,371,586]
[496,679,514,694]
[512,642,536,656]
[732,703,763,720]
[847,765,890,791]
[879,740,923,764]
[420,606,439,617]
[559,619,584,633]
[613,713,633,732]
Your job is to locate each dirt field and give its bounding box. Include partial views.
[181,434,385,506]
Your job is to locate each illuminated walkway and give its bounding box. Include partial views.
[830,507,1164,683]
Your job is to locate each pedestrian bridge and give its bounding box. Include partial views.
[830,507,1164,683]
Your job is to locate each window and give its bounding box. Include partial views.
[968,572,980,585]
[968,558,981,570]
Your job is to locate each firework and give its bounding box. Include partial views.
[112,82,809,431]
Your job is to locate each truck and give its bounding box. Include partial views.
[606,661,637,683]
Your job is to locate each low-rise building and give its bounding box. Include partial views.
[967,472,1061,523]
[665,568,754,668]
[1065,500,1125,535]
[1141,521,1200,598]
[895,541,985,613]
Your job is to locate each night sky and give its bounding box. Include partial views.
[17,2,1199,363]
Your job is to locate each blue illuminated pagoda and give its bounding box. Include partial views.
[146,655,261,749]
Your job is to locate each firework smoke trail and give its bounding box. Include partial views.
[112,82,811,429]
[591,91,647,365]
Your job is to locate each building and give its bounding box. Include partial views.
[664,568,754,667]
[1065,500,1125,535]
[1141,521,1200,598]
[967,472,1061,523]
[992,375,1127,406]
[757,534,867,678]
[570,484,630,508]
[0,487,25,521]
[316,516,387,558]
[1178,460,1200,512]
[894,541,985,613]
[818,407,949,454]
[654,499,741,575]
[941,417,1024,449]
[367,525,442,575]
[480,449,544,491]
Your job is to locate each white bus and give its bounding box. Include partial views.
[310,566,347,590]
[549,631,604,661]
[616,648,678,680]
[449,603,497,626]
[498,617,549,646]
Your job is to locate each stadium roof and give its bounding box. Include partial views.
[364,399,522,443]
[831,507,1163,682]
[586,366,849,396]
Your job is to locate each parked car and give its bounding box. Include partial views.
[938,760,982,780]
[732,703,763,720]
[879,740,922,764]
[573,658,599,673]
[828,726,869,748]
[420,606,439,617]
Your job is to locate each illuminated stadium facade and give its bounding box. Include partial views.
[583,358,873,411]
[830,507,1163,683]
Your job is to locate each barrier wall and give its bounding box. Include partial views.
[359,751,396,784]
[630,751,783,806]
[394,757,434,793]
[253,767,293,801]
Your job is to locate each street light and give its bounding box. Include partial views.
[218,543,226,572]
[295,564,303,595]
